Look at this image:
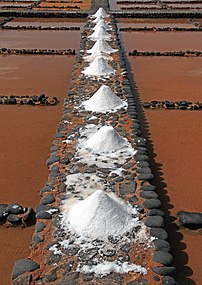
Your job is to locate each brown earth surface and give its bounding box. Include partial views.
[0,55,74,285]
[128,57,202,285]
[0,29,81,50]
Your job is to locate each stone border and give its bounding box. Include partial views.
[2,24,81,30]
[0,48,76,55]
[142,100,202,110]
[128,50,202,57]
[0,10,89,17]
[120,27,202,31]
[112,10,202,18]
[0,94,59,105]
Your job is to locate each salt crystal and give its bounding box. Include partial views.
[87,39,117,55]
[63,190,138,240]
[83,125,128,153]
[88,26,111,42]
[92,7,108,19]
[82,56,115,77]
[93,19,111,31]
[82,85,127,113]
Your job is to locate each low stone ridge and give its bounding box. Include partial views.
[142,100,202,110]
[177,210,202,229]
[0,94,59,105]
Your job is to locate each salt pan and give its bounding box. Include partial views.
[83,125,128,153]
[82,85,127,113]
[82,56,115,77]
[88,26,111,42]
[64,190,138,240]
[87,39,117,55]
[92,7,108,19]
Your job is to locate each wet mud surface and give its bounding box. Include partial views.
[128,56,202,285]
[121,31,202,52]
[0,29,81,50]
[0,55,74,285]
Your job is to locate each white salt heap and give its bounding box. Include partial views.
[87,39,117,55]
[83,125,128,153]
[82,85,127,113]
[88,26,111,42]
[92,7,108,18]
[82,56,115,77]
[64,190,138,240]
[93,19,111,31]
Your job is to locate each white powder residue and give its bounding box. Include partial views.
[109,167,125,177]
[49,244,63,255]
[82,56,115,77]
[88,115,98,120]
[62,190,139,240]
[77,261,147,276]
[84,53,113,63]
[92,7,109,19]
[93,19,111,31]
[88,26,112,42]
[81,85,127,113]
[87,39,117,55]
[83,126,129,153]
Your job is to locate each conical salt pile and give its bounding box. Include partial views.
[82,85,126,112]
[87,39,117,55]
[88,26,111,42]
[93,19,111,31]
[84,53,113,63]
[82,56,115,77]
[92,7,108,19]
[66,190,136,240]
[83,125,128,152]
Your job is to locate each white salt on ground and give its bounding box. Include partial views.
[77,261,147,276]
[82,56,115,77]
[93,19,111,31]
[84,53,113,63]
[92,7,108,18]
[63,190,139,240]
[82,85,127,113]
[88,26,111,42]
[87,39,117,55]
[83,125,128,152]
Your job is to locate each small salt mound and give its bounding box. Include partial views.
[83,125,128,153]
[88,26,111,42]
[66,190,137,240]
[87,39,117,55]
[82,85,127,113]
[82,56,115,77]
[84,53,113,63]
[92,7,108,18]
[93,19,111,31]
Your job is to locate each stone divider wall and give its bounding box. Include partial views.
[11,10,177,285]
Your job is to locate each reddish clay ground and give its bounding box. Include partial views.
[0,29,81,50]
[128,57,202,285]
[121,31,202,52]
[35,0,91,10]
[0,55,74,285]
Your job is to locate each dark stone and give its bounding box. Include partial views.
[142,102,151,108]
[150,228,168,240]
[35,221,46,232]
[32,233,44,244]
[82,273,94,282]
[40,185,53,195]
[140,191,158,199]
[162,276,176,285]
[153,266,176,276]
[119,181,136,194]
[134,137,147,146]
[0,203,8,220]
[177,211,202,229]
[7,204,23,215]
[41,194,55,205]
[128,195,138,203]
[143,199,161,209]
[126,279,148,285]
[59,272,79,285]
[63,245,79,256]
[148,209,165,216]
[35,204,52,213]
[153,239,171,252]
[137,167,151,174]
[135,154,149,161]
[101,247,116,257]
[145,216,164,227]
[137,161,149,168]
[138,173,154,180]
[36,210,52,219]
[7,214,21,224]
[46,155,60,166]
[43,272,57,282]
[140,185,156,191]
[153,251,173,265]
[78,248,98,261]
[12,259,39,280]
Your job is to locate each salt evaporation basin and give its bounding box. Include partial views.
[93,19,111,31]
[82,85,127,112]
[88,26,112,41]
[82,56,115,77]
[63,190,139,240]
[87,38,117,55]
[92,7,109,19]
[83,125,128,152]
